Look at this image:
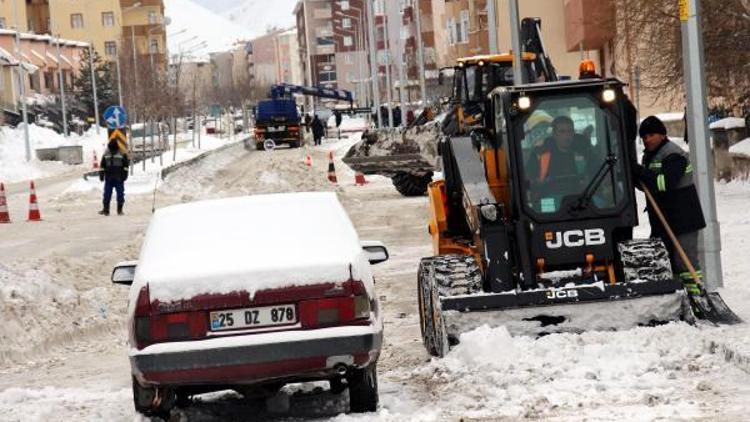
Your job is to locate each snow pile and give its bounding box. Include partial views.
[0,124,106,183]
[729,138,750,157]
[398,323,716,420]
[132,192,372,303]
[327,116,370,133]
[710,117,746,130]
[0,387,132,421]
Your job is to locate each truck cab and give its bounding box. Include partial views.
[253,99,303,150]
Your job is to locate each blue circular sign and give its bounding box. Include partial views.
[104,106,128,129]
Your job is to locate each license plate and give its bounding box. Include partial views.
[267,126,284,132]
[210,304,296,331]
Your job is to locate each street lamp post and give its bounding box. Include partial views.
[333,11,367,107]
[56,36,69,137]
[11,0,30,160]
[366,0,381,128]
[89,44,100,133]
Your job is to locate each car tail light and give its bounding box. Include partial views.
[299,281,371,329]
[133,284,207,349]
[289,126,299,132]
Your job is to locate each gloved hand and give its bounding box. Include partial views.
[123,170,129,182]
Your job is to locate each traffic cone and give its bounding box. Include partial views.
[27,181,42,222]
[327,151,338,184]
[304,148,312,167]
[354,170,368,186]
[0,183,10,223]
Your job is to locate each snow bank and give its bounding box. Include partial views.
[396,323,714,420]
[710,117,746,130]
[132,192,373,303]
[729,138,750,157]
[327,116,370,132]
[0,124,106,183]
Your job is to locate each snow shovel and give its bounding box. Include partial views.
[641,182,742,324]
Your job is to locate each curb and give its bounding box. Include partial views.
[160,139,246,179]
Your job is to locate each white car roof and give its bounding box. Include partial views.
[133,192,369,303]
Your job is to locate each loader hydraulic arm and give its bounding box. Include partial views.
[521,18,558,82]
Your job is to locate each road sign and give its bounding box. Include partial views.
[263,139,276,151]
[107,128,128,153]
[104,106,128,129]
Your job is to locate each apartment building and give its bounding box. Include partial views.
[120,0,167,70]
[295,0,370,106]
[435,0,601,79]
[0,29,88,112]
[275,29,303,86]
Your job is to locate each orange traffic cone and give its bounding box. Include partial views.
[304,149,312,167]
[354,171,368,186]
[0,182,10,223]
[27,181,42,222]
[327,151,338,184]
[92,150,99,169]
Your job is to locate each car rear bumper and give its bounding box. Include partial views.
[129,325,382,386]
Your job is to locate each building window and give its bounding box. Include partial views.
[447,19,455,45]
[460,10,469,44]
[102,12,115,27]
[319,70,336,82]
[71,13,84,29]
[342,18,351,29]
[0,17,6,29]
[344,53,353,64]
[316,36,335,46]
[343,36,353,47]
[340,0,350,11]
[105,41,117,57]
[347,72,354,82]
[150,39,159,54]
[148,11,159,25]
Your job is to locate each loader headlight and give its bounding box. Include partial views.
[480,204,498,222]
[602,88,616,103]
[518,95,531,110]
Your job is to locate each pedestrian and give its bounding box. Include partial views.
[632,115,706,296]
[312,114,325,146]
[334,110,343,139]
[304,113,312,133]
[99,141,130,216]
[393,106,402,127]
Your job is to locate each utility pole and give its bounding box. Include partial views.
[116,54,124,107]
[487,0,499,54]
[56,36,69,137]
[302,1,315,114]
[680,0,723,289]
[509,0,524,85]
[414,0,427,104]
[366,0,381,128]
[383,2,393,127]
[394,2,407,126]
[89,44,101,133]
[12,0,30,161]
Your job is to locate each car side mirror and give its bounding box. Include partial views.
[112,261,137,286]
[361,241,389,265]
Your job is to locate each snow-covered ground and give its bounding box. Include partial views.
[2,132,750,421]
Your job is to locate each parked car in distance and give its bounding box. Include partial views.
[112,192,388,417]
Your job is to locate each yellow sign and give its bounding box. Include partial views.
[679,0,689,22]
[107,129,128,154]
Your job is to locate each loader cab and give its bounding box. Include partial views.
[491,79,640,274]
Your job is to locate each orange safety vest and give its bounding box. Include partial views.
[538,151,552,182]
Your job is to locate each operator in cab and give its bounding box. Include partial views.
[526,116,591,184]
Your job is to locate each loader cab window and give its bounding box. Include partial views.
[518,94,627,217]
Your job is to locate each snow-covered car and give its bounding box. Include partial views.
[111,192,388,417]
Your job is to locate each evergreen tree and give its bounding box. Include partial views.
[72,48,118,125]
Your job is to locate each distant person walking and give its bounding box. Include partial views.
[99,141,129,216]
[312,115,325,146]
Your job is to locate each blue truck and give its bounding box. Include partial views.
[253,84,353,150]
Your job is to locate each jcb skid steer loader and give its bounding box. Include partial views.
[418,77,715,357]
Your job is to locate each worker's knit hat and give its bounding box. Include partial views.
[639,116,668,138]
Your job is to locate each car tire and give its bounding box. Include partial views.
[347,363,378,413]
[132,377,176,418]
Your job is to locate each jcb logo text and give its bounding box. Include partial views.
[545,229,606,249]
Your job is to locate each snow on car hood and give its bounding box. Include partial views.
[130,192,373,304]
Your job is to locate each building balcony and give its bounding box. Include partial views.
[563,0,615,51]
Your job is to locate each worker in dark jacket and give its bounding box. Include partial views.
[633,116,706,295]
[311,114,325,146]
[99,141,129,216]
